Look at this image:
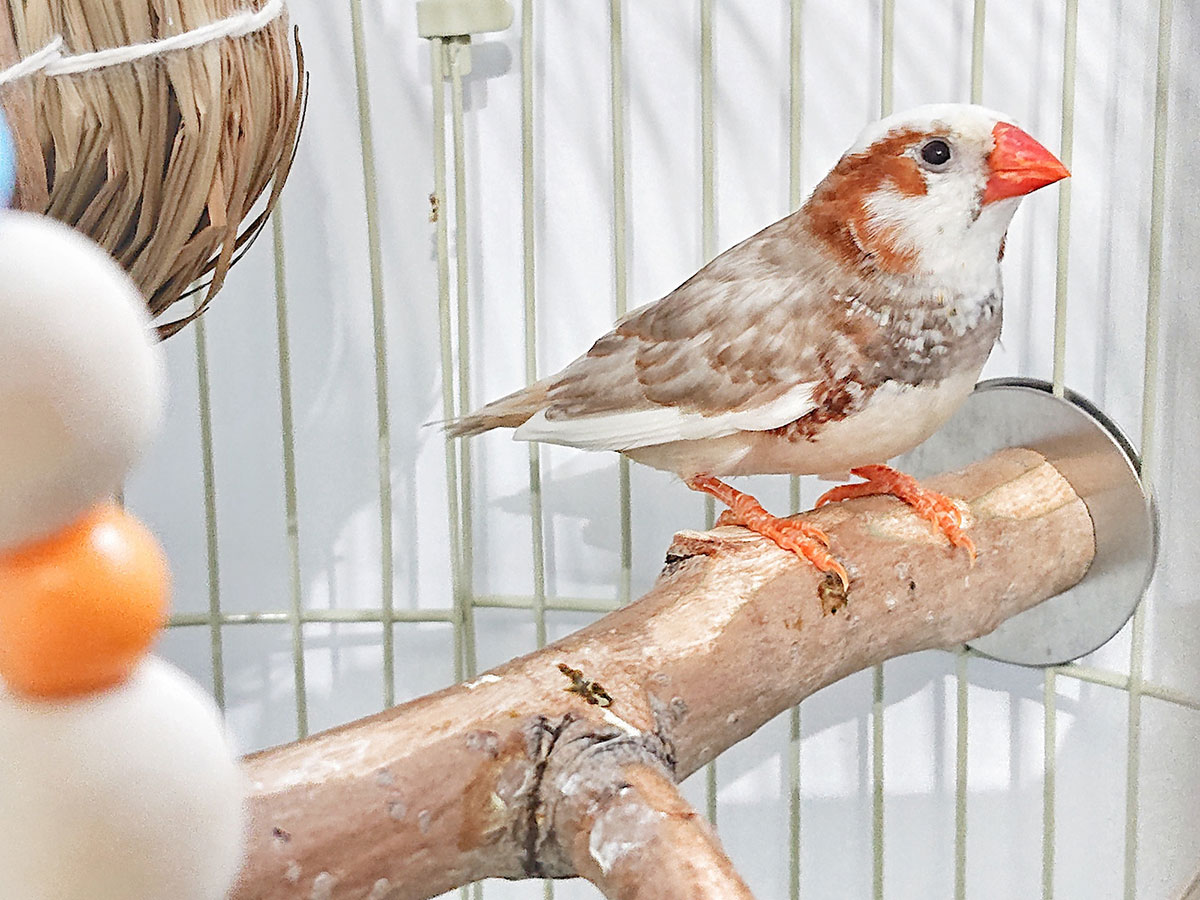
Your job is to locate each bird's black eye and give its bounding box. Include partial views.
[920,139,952,167]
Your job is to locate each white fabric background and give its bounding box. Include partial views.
[125,1,1200,897]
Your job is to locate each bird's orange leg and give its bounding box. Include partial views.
[815,464,976,560]
[686,475,850,589]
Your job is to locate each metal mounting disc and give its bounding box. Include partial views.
[895,377,1158,667]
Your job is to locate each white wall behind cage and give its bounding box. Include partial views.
[125,0,1200,898]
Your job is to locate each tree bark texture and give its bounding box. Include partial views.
[233,448,1095,900]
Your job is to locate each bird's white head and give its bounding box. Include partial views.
[804,103,1069,290]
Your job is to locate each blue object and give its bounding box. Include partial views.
[0,107,15,208]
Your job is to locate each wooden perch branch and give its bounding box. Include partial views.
[556,761,754,900]
[233,448,1094,900]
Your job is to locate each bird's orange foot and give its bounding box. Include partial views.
[687,475,849,589]
[815,464,976,560]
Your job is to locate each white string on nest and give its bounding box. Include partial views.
[0,0,285,86]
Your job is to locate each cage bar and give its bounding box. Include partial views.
[1126,0,1174,895]
[430,39,469,685]
[448,38,480,681]
[608,0,633,611]
[874,4,895,896]
[171,609,456,627]
[1051,0,1078,398]
[957,4,987,893]
[194,317,228,712]
[521,0,547,654]
[954,650,969,899]
[1043,670,1057,898]
[347,0,397,710]
[1041,1,1079,891]
[969,0,986,103]
[520,5,551,895]
[788,3,804,895]
[699,0,719,829]
[271,209,308,726]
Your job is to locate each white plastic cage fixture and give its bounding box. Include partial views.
[135,0,1200,898]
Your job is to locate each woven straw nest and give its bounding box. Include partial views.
[0,1,304,338]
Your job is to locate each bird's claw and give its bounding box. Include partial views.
[690,475,847,586]
[817,464,975,560]
[713,509,740,529]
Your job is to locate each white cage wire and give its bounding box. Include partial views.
[131,0,1200,897]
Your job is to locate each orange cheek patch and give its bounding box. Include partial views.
[876,156,927,198]
[803,131,928,272]
[0,504,170,700]
[848,214,920,274]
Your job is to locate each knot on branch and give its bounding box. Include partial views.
[521,710,677,879]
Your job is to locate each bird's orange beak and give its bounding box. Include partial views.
[982,121,1070,204]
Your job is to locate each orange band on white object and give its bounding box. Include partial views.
[0,503,169,700]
